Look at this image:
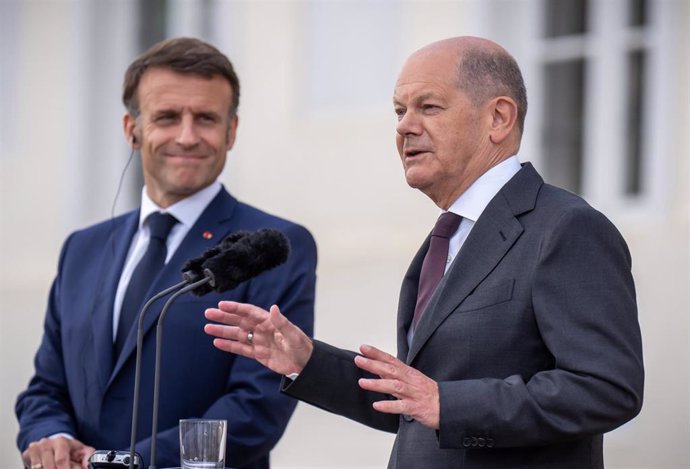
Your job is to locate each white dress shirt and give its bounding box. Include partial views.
[112,181,222,340]
[407,156,521,344]
[445,155,522,271]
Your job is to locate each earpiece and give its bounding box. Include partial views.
[131,134,138,145]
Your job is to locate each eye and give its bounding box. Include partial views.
[154,113,177,124]
[394,107,406,121]
[422,104,442,113]
[197,114,219,125]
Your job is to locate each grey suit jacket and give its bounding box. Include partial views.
[283,163,643,468]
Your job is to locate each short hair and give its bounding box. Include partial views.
[122,37,240,118]
[457,46,528,134]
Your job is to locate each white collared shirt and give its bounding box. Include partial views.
[112,181,222,340]
[444,155,522,272]
[407,156,521,344]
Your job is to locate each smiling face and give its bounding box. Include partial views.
[394,45,499,209]
[124,67,238,208]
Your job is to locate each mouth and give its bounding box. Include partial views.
[167,154,206,161]
[403,149,431,159]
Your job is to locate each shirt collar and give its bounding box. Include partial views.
[446,155,521,221]
[139,181,222,229]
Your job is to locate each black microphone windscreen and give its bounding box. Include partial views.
[180,231,254,295]
[197,229,290,294]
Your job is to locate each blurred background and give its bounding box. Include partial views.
[1,0,688,468]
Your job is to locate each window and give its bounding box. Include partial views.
[539,0,653,201]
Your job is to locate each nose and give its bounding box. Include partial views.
[396,110,422,137]
[176,115,200,147]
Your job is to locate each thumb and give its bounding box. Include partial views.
[269,305,303,341]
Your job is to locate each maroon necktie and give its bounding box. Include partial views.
[412,212,462,330]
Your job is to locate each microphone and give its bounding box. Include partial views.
[195,228,291,294]
[127,230,261,469]
[178,230,251,295]
[131,229,290,469]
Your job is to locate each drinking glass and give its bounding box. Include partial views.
[179,419,227,469]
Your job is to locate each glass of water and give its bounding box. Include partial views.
[179,419,227,469]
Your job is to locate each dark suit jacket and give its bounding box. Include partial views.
[283,163,643,468]
[16,188,317,469]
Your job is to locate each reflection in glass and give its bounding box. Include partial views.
[544,0,588,37]
[542,59,586,194]
[625,50,646,195]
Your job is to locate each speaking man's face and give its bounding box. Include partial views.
[393,49,489,208]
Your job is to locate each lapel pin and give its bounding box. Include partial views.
[202,231,213,240]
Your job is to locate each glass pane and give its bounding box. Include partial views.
[542,59,586,194]
[625,50,646,195]
[629,0,648,26]
[544,0,588,37]
[139,0,168,51]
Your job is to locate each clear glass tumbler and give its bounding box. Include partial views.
[179,419,227,469]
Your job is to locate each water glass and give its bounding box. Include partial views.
[179,419,227,469]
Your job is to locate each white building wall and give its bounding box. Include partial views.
[1,1,687,468]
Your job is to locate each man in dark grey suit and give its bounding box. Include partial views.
[203,36,644,468]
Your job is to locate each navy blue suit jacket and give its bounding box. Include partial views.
[16,188,317,469]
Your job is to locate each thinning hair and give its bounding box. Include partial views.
[122,37,240,118]
[457,46,528,134]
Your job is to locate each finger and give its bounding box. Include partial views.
[354,353,402,380]
[359,344,397,363]
[204,308,241,326]
[51,438,72,469]
[38,440,57,469]
[268,305,302,342]
[358,377,407,396]
[204,323,242,341]
[372,398,407,415]
[73,445,95,469]
[212,337,256,359]
[23,444,39,469]
[218,301,269,322]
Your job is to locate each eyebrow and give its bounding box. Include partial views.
[393,92,443,107]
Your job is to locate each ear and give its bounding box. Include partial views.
[488,96,518,145]
[225,115,239,151]
[123,113,140,148]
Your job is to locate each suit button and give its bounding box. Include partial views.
[486,438,495,448]
[402,414,414,422]
[477,437,486,447]
[462,437,472,448]
[471,437,478,447]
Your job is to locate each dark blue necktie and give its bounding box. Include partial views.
[114,212,178,359]
[412,212,462,330]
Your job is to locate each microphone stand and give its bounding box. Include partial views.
[149,277,211,469]
[129,280,189,469]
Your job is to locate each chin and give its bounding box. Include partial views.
[404,169,430,190]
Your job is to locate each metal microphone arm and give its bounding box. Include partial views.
[148,277,211,469]
[128,280,189,469]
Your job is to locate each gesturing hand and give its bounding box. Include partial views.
[205,301,313,376]
[355,344,440,430]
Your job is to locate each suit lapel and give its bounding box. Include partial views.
[109,189,239,381]
[405,163,542,364]
[396,238,429,360]
[90,213,139,391]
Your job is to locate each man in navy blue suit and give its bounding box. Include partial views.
[16,37,317,469]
